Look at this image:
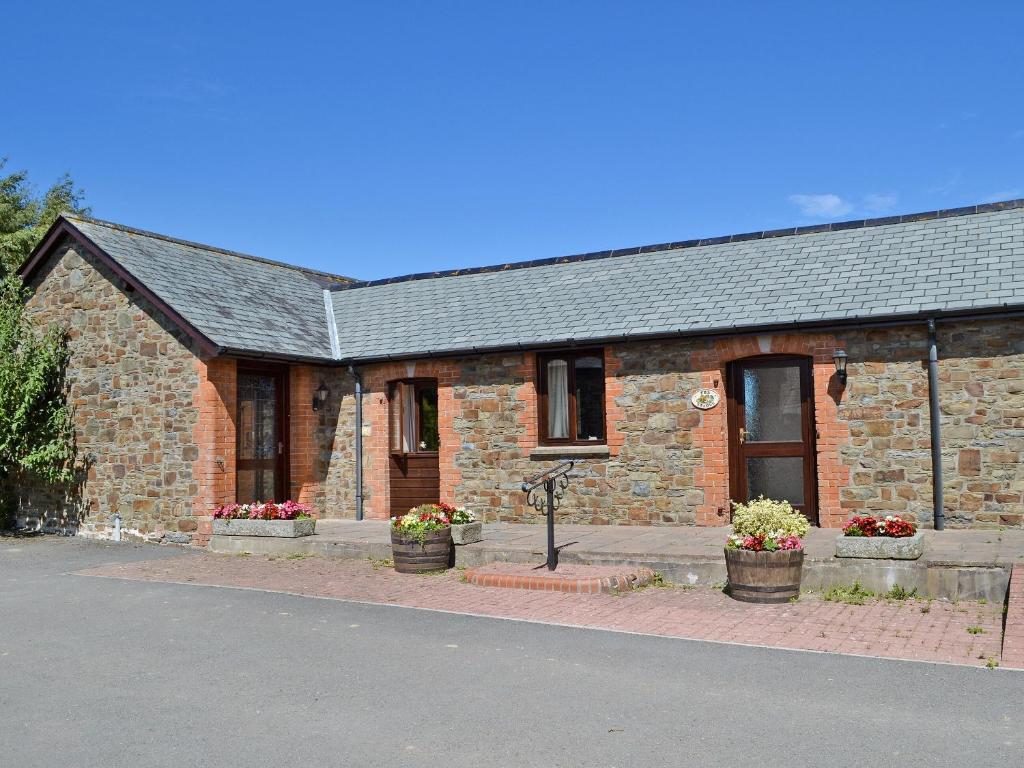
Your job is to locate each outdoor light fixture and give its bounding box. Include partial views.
[833,350,849,386]
[312,382,330,411]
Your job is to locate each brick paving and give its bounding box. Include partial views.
[79,551,1009,668]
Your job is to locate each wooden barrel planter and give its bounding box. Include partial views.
[724,548,804,604]
[391,527,453,573]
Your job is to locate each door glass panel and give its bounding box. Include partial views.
[417,386,439,451]
[746,456,805,506]
[237,373,277,503]
[743,364,802,442]
[574,355,605,441]
[237,469,275,503]
[238,375,277,460]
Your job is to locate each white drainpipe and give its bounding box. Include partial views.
[113,513,122,542]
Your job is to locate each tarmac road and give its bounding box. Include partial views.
[1,537,1020,768]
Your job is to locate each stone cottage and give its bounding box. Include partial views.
[16,200,1024,542]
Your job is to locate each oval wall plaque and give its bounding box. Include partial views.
[691,388,720,410]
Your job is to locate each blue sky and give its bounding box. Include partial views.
[6,1,1024,280]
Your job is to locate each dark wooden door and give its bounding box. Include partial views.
[388,379,440,517]
[237,367,288,503]
[728,356,818,525]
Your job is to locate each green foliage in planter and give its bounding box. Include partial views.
[391,505,451,545]
[731,496,810,540]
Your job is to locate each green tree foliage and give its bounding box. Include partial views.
[0,158,89,277]
[0,159,84,525]
[0,277,75,524]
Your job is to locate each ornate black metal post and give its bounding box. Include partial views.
[522,461,574,571]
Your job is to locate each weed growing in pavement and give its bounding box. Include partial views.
[966,625,985,635]
[883,584,918,601]
[986,657,1000,669]
[369,557,394,570]
[822,581,875,605]
[631,571,678,591]
[920,601,932,614]
[285,552,313,560]
[978,598,987,605]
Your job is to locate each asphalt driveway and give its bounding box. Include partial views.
[1,537,1020,768]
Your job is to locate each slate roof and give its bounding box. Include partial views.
[23,201,1024,363]
[329,201,1024,362]
[58,216,352,360]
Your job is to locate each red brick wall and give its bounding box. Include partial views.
[289,365,319,509]
[191,357,237,544]
[691,333,851,528]
[359,360,461,519]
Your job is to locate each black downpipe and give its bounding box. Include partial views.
[926,319,945,530]
[349,365,364,521]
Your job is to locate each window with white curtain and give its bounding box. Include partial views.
[538,350,606,444]
[388,380,440,454]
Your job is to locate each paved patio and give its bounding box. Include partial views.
[79,552,1015,669]
[209,520,1024,602]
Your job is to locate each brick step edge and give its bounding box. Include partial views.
[1000,564,1024,670]
[464,567,657,594]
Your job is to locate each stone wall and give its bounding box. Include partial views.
[936,319,1024,527]
[321,321,1024,529]
[21,237,203,540]
[26,238,1015,533]
[835,326,933,526]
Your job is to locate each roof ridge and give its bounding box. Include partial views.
[332,197,1024,291]
[63,214,356,284]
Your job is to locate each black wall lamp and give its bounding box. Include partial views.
[833,350,849,386]
[312,382,330,411]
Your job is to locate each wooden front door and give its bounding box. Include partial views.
[388,379,440,517]
[728,356,818,525]
[237,367,288,503]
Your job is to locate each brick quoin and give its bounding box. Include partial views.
[359,359,462,520]
[191,357,237,544]
[288,365,319,511]
[691,333,851,528]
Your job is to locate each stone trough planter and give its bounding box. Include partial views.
[451,521,483,545]
[835,531,924,560]
[212,518,316,538]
